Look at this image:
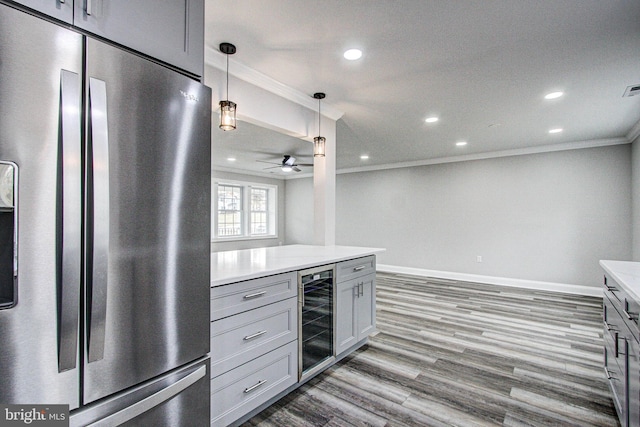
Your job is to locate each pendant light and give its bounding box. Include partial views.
[313,92,326,157]
[219,42,237,131]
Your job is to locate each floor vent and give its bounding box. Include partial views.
[623,84,640,97]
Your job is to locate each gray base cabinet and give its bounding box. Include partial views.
[603,273,640,427]
[335,256,376,356]
[10,0,204,77]
[211,255,378,426]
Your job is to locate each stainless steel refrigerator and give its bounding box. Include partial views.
[0,3,211,425]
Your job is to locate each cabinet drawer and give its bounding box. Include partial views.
[604,274,640,339]
[211,340,298,427]
[211,297,298,378]
[211,271,297,320]
[336,256,376,283]
[604,330,626,424]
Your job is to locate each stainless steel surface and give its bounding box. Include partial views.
[87,76,109,364]
[58,69,82,373]
[83,37,211,404]
[87,365,206,427]
[70,358,210,427]
[1,4,212,421]
[0,4,82,407]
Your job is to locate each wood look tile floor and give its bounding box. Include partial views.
[242,272,619,427]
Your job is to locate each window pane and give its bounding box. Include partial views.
[217,185,242,236]
[250,188,268,235]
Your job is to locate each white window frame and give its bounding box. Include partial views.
[212,179,278,241]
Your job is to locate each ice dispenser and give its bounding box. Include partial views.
[0,162,17,309]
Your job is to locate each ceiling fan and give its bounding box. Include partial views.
[257,155,312,172]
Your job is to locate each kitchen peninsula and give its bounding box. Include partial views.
[209,244,384,426]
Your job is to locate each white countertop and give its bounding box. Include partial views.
[211,244,385,287]
[600,260,640,302]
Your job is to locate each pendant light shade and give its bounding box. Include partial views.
[219,43,237,131]
[313,136,326,157]
[313,92,326,157]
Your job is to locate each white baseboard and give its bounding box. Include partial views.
[376,264,603,297]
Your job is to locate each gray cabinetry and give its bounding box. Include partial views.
[10,0,72,23]
[210,273,298,427]
[10,0,204,77]
[603,273,640,427]
[336,256,376,356]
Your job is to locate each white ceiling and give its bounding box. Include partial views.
[205,0,640,174]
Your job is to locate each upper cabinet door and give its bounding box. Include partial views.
[12,0,73,24]
[73,0,204,77]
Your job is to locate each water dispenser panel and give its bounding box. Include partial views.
[0,162,17,309]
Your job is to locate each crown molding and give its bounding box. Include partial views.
[627,118,640,143]
[337,137,630,175]
[205,46,344,121]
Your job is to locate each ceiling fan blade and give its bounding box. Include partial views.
[262,165,281,170]
[256,159,281,165]
[297,163,313,167]
[293,166,302,172]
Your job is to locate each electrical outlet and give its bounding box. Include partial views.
[476,255,483,263]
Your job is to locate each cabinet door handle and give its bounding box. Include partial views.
[243,290,266,300]
[359,282,364,297]
[243,330,267,341]
[244,379,267,393]
[85,0,92,15]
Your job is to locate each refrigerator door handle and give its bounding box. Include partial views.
[87,77,109,363]
[58,70,82,372]
[85,365,207,427]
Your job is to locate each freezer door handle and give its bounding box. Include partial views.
[58,70,82,372]
[87,77,110,363]
[85,364,207,427]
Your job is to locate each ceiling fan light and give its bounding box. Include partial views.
[281,165,293,172]
[219,100,237,131]
[314,136,326,157]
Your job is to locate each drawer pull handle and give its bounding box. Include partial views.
[243,290,266,300]
[624,309,636,321]
[244,330,267,341]
[244,379,267,393]
[605,368,617,381]
[606,285,618,292]
[353,265,366,272]
[604,321,613,331]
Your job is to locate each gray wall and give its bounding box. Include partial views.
[633,137,640,260]
[284,177,314,245]
[297,144,631,288]
[211,170,286,252]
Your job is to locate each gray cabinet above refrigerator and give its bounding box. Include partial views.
[8,0,204,78]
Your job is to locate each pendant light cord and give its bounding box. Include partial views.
[226,54,229,100]
[318,98,321,136]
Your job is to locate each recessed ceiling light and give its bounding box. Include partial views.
[425,117,439,123]
[544,91,564,100]
[360,155,369,160]
[548,128,563,134]
[343,49,362,60]
[456,141,467,147]
[227,157,236,162]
